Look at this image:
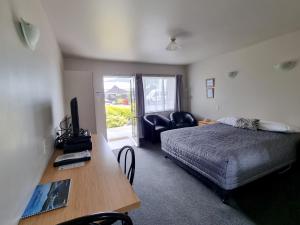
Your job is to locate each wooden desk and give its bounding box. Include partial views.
[19,135,140,225]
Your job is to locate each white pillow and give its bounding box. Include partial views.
[217,117,238,126]
[259,120,300,133]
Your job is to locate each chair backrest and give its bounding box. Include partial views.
[117,146,135,185]
[144,114,158,125]
[144,114,171,127]
[170,112,195,124]
[57,212,133,225]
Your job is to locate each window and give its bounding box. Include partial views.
[143,76,176,113]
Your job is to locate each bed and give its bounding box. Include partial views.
[161,123,300,193]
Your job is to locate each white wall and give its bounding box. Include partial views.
[64,58,187,136]
[63,71,97,133]
[188,30,300,126]
[0,0,64,224]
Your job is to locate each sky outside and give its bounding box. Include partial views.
[104,77,131,91]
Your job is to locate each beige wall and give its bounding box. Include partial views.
[188,30,300,126]
[0,0,64,224]
[64,58,187,136]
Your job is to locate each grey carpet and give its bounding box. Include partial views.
[115,142,300,225]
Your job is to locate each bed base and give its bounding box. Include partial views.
[164,153,231,204]
[164,153,295,205]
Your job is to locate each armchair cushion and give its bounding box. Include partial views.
[174,122,192,129]
[155,125,169,131]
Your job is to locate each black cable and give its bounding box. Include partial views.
[55,116,73,148]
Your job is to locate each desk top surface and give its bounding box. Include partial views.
[19,135,140,225]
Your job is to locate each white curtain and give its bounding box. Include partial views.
[143,76,176,113]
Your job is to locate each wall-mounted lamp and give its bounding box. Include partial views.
[19,18,40,51]
[274,60,298,71]
[228,71,239,79]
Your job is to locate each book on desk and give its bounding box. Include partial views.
[21,179,71,219]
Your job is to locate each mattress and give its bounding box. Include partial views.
[161,123,300,190]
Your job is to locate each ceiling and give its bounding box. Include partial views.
[42,0,300,65]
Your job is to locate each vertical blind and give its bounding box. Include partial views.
[143,76,176,113]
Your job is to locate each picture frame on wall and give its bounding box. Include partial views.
[206,88,214,98]
[206,78,215,87]
[206,78,215,98]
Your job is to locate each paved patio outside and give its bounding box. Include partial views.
[107,125,132,141]
[107,125,135,150]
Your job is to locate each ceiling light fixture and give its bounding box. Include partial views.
[166,37,180,51]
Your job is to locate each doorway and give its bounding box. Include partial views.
[103,76,138,150]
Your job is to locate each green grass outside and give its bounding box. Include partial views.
[106,105,132,128]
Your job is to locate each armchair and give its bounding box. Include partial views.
[170,112,197,129]
[143,114,171,143]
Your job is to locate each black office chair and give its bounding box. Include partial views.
[118,146,135,185]
[57,212,133,225]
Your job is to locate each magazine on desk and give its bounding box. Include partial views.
[21,179,71,219]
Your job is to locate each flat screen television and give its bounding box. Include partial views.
[70,97,80,136]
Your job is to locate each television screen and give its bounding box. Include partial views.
[70,97,80,136]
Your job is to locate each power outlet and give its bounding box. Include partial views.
[43,139,47,154]
[42,138,52,155]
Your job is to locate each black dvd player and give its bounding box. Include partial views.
[64,140,92,154]
[63,129,92,154]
